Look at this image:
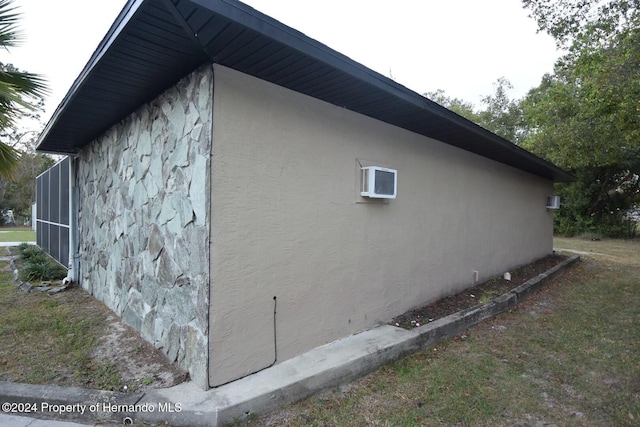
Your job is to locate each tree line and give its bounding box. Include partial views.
[428,0,639,237]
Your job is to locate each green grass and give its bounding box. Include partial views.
[0,262,122,390]
[241,238,640,426]
[0,227,35,242]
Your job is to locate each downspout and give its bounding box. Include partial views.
[65,156,80,284]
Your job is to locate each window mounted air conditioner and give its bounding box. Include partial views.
[361,166,397,199]
[546,195,561,209]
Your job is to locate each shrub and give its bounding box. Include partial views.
[18,244,45,262]
[17,245,68,282]
[22,261,65,282]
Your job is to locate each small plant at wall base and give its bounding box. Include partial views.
[17,242,43,261]
[22,261,66,282]
[17,244,67,282]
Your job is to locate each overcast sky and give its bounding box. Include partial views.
[0,0,561,131]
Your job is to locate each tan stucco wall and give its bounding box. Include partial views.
[209,65,554,386]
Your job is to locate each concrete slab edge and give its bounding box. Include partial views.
[0,381,142,424]
[0,255,580,427]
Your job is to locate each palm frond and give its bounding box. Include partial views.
[0,0,21,50]
[0,0,48,178]
[0,139,20,179]
[0,68,49,99]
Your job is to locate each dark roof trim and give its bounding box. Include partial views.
[36,0,574,182]
[38,0,145,155]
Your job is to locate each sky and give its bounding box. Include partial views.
[0,0,561,132]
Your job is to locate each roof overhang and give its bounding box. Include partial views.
[36,0,574,182]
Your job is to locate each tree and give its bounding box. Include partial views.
[0,0,47,179]
[424,89,479,122]
[521,0,640,236]
[522,0,640,46]
[425,78,526,144]
[0,129,53,225]
[477,78,527,144]
[0,151,53,225]
[522,27,640,170]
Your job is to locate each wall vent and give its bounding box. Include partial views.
[546,195,561,209]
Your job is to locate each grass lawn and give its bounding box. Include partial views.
[0,245,187,393]
[243,237,640,426]
[0,255,121,390]
[0,227,36,243]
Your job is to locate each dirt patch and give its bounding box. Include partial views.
[48,287,188,392]
[390,253,568,329]
[91,313,187,392]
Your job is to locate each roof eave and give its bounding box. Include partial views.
[35,0,145,153]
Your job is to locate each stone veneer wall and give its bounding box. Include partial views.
[76,65,213,389]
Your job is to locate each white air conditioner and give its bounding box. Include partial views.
[546,195,561,209]
[361,166,397,199]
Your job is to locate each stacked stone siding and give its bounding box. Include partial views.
[76,65,213,389]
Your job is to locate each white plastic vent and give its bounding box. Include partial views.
[546,195,561,209]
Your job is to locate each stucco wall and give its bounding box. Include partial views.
[76,65,213,389]
[209,65,554,386]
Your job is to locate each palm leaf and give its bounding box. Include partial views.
[0,139,20,179]
[0,0,21,50]
[0,0,49,178]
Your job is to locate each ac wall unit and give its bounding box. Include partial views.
[546,195,561,209]
[361,166,397,199]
